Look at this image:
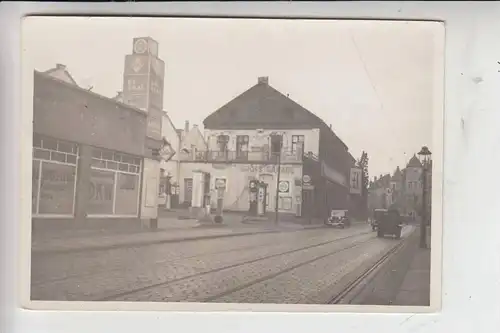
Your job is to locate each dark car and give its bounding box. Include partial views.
[377,209,403,239]
[371,209,387,231]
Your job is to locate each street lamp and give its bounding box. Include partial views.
[417,146,432,249]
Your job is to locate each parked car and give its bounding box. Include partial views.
[377,209,403,239]
[325,210,350,228]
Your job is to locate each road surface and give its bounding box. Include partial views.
[31,224,415,304]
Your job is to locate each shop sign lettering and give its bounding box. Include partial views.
[240,164,295,175]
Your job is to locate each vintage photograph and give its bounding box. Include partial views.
[23,17,443,310]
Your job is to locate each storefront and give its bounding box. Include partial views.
[178,162,303,214]
[32,135,79,218]
[86,147,142,217]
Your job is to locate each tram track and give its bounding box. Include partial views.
[95,231,375,302]
[31,228,372,288]
[329,228,413,305]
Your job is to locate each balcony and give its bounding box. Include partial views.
[180,149,305,164]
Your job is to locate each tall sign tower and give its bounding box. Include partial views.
[122,37,165,141]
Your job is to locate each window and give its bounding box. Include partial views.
[236,135,249,160]
[291,135,305,155]
[87,148,141,216]
[278,196,293,210]
[32,135,79,216]
[217,135,229,152]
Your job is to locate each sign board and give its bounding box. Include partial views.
[321,162,347,187]
[125,76,148,94]
[124,55,150,75]
[149,73,164,110]
[215,178,227,190]
[278,181,290,193]
[349,167,363,194]
[302,175,311,184]
[303,184,315,191]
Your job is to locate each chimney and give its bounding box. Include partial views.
[184,120,190,133]
[56,63,66,70]
[258,76,269,85]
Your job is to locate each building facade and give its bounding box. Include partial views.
[32,69,151,226]
[368,154,428,220]
[177,76,359,219]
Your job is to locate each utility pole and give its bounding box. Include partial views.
[272,134,283,225]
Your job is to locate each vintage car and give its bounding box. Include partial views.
[325,210,351,228]
[371,209,388,231]
[377,209,403,239]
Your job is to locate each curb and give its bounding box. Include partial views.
[32,224,329,256]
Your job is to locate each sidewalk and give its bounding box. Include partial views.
[347,227,431,306]
[31,211,332,254]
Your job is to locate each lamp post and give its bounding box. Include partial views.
[417,146,432,249]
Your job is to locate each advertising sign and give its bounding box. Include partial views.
[150,57,165,78]
[149,73,164,110]
[124,55,150,75]
[215,178,227,190]
[124,76,148,95]
[38,162,76,215]
[87,169,115,215]
[278,180,290,193]
[349,167,363,195]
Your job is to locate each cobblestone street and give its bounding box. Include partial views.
[31,224,417,304]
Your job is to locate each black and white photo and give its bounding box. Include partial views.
[22,17,444,311]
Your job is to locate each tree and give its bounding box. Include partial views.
[356,151,369,208]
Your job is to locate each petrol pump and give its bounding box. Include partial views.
[257,182,268,216]
[248,179,259,216]
[249,179,268,216]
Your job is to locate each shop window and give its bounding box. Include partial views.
[278,196,293,210]
[32,135,79,216]
[87,169,115,215]
[87,147,141,216]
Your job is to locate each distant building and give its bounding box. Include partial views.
[368,154,429,220]
[178,76,358,219]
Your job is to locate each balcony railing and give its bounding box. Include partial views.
[180,149,305,163]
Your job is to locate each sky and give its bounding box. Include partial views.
[23,17,439,178]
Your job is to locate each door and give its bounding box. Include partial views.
[184,178,193,206]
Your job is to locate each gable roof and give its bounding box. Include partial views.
[203,77,348,149]
[43,64,79,86]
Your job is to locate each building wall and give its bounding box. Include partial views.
[160,112,181,182]
[140,158,160,219]
[182,125,208,152]
[178,162,303,214]
[34,72,147,157]
[32,71,148,221]
[203,128,320,157]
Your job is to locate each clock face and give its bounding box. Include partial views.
[133,39,148,54]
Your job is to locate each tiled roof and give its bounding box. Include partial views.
[203,77,348,150]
